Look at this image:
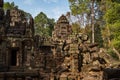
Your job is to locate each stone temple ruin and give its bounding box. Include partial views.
[0,0,120,80]
[52,15,72,41]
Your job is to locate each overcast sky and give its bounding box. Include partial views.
[4,0,70,20]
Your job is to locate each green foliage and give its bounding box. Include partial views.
[47,18,55,36]
[34,12,55,37]
[34,12,48,27]
[94,24,103,47]
[101,26,110,48]
[105,4,120,24]
[3,2,18,11]
[104,2,120,50]
[69,0,120,58]
[111,23,120,50]
[68,0,104,43]
[69,0,89,15]
[111,0,120,3]
[71,22,81,33]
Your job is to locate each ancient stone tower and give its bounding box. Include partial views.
[0,1,39,79]
[52,15,72,41]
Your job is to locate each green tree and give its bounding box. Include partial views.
[68,0,103,44]
[34,12,55,37]
[104,2,120,59]
[69,0,89,27]
[47,18,55,36]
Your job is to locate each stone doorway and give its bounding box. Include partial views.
[10,48,19,66]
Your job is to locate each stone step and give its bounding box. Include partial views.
[9,66,24,72]
[0,65,8,72]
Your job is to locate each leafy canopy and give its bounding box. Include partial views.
[104,2,120,50]
[34,12,55,37]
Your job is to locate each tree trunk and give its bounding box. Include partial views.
[107,24,111,47]
[113,47,120,60]
[91,0,95,43]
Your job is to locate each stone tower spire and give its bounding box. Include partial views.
[52,15,72,41]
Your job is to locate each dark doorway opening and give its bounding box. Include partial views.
[11,49,18,66]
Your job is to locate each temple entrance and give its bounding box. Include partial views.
[10,48,19,66]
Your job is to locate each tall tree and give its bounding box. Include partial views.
[69,0,89,26]
[34,12,55,37]
[104,2,120,59]
[91,0,95,43]
[68,0,102,43]
[47,18,55,36]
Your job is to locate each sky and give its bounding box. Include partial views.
[4,0,70,20]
